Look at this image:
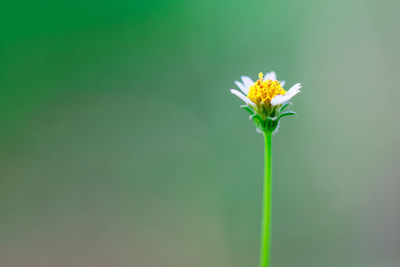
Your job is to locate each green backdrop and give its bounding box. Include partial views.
[1,0,400,266]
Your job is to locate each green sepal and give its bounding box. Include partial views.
[279,103,291,113]
[240,105,254,115]
[266,116,277,123]
[266,116,279,133]
[278,111,296,120]
[250,114,262,123]
[249,114,263,131]
[241,103,297,135]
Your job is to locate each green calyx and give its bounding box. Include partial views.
[240,103,296,134]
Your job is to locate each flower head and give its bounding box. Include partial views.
[248,72,286,105]
[230,71,302,134]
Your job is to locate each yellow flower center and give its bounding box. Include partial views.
[247,72,286,105]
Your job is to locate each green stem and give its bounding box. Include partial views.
[260,131,272,267]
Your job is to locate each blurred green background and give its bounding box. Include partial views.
[1,0,400,266]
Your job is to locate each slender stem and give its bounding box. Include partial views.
[260,131,272,267]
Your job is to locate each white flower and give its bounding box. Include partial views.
[229,71,302,134]
[230,71,301,107]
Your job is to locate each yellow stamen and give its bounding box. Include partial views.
[247,72,286,105]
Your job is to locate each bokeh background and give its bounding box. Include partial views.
[1,0,400,266]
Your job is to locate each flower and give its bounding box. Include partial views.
[230,71,302,134]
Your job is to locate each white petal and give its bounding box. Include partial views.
[241,76,253,88]
[280,80,286,87]
[264,71,276,81]
[286,83,302,96]
[230,89,256,107]
[270,95,289,106]
[270,83,302,106]
[235,81,249,95]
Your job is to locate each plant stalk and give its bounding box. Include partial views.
[259,131,272,267]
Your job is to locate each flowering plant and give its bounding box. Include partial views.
[231,72,301,134]
[230,71,302,267]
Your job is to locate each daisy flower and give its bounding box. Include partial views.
[230,71,301,134]
[229,70,303,267]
